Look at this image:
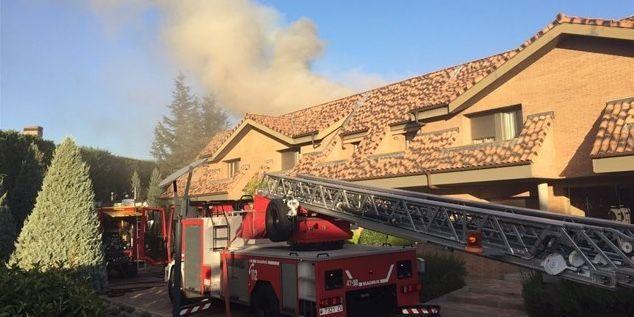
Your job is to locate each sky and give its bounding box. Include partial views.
[1,0,632,160]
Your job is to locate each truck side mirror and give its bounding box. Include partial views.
[417,257,426,274]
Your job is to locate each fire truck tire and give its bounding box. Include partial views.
[266,199,294,242]
[250,282,280,317]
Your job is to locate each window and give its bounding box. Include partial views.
[280,149,299,170]
[470,107,522,144]
[227,159,240,178]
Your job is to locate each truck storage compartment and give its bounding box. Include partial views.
[345,284,396,317]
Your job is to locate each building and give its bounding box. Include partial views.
[22,126,43,138]
[169,14,633,224]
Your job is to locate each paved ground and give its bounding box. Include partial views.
[106,267,529,317]
[105,267,249,317]
[426,273,529,317]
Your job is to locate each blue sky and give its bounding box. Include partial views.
[1,1,632,159]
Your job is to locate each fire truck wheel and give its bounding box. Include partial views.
[266,199,295,242]
[250,283,280,317]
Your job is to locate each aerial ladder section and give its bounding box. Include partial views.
[261,173,634,290]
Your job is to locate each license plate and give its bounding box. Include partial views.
[319,304,343,315]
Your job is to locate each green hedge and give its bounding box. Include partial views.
[522,272,634,317]
[419,251,466,301]
[0,265,105,316]
[357,228,412,246]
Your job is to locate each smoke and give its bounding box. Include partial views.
[90,0,376,115]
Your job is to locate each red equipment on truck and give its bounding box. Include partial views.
[98,204,171,277]
[162,169,634,317]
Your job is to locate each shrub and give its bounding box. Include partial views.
[10,138,107,291]
[357,228,412,246]
[419,251,466,302]
[0,185,17,262]
[0,265,104,316]
[522,272,634,317]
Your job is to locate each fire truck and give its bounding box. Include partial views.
[98,203,171,277]
[162,170,634,317]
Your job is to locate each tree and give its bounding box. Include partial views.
[151,75,229,175]
[146,167,163,207]
[130,170,142,201]
[197,94,229,150]
[9,143,45,230]
[9,138,106,291]
[151,74,200,174]
[0,178,17,262]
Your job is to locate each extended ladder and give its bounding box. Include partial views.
[260,173,634,290]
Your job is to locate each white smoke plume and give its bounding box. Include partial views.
[90,0,376,115]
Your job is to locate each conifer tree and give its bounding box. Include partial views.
[151,75,229,174]
[130,169,142,201]
[151,74,200,174]
[146,167,163,207]
[0,178,17,262]
[197,94,229,150]
[9,138,106,291]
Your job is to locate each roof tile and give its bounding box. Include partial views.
[591,97,634,158]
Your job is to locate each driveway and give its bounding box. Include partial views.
[105,267,249,317]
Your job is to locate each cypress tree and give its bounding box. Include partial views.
[146,167,163,207]
[9,138,106,291]
[130,169,142,201]
[0,179,17,262]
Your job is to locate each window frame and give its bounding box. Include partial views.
[468,106,522,144]
[226,159,241,178]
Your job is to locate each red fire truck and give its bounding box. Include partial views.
[163,172,634,317]
[98,204,171,277]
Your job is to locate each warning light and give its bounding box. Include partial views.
[465,230,483,254]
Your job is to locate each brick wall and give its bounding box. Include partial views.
[416,243,521,279]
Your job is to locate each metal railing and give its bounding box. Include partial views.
[261,173,634,290]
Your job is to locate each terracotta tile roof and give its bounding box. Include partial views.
[591,97,634,158]
[341,51,517,135]
[244,94,362,138]
[293,112,554,180]
[198,130,234,158]
[519,13,634,51]
[162,161,252,198]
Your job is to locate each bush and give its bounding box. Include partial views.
[357,228,412,246]
[0,265,105,316]
[10,138,107,291]
[522,272,634,317]
[419,251,466,301]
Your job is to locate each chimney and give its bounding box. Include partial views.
[23,126,43,138]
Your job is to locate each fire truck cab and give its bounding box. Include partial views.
[99,204,170,277]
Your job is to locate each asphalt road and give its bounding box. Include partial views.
[106,267,249,317]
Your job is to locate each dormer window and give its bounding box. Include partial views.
[470,107,522,144]
[227,159,240,178]
[280,148,300,170]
